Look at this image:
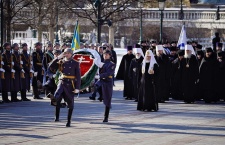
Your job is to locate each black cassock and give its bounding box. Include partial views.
[129,57,144,100]
[116,53,135,98]
[181,55,199,103]
[215,59,225,101]
[137,63,158,111]
[155,54,171,102]
[199,56,218,103]
[170,58,183,100]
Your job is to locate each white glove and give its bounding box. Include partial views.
[0,68,5,72]
[11,62,14,65]
[53,74,56,78]
[30,70,34,73]
[57,53,64,59]
[30,61,33,65]
[34,72,38,77]
[1,61,4,65]
[20,61,23,65]
[11,69,15,73]
[95,75,100,79]
[99,62,104,68]
[21,69,25,73]
[149,69,154,74]
[75,89,79,93]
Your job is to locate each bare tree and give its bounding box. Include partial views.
[3,0,32,42]
[15,0,72,43]
[59,0,143,43]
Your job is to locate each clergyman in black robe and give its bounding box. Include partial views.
[195,49,205,100]
[129,47,144,102]
[155,45,171,103]
[170,50,184,100]
[181,45,199,103]
[137,50,158,111]
[199,47,218,103]
[116,46,135,99]
[215,51,225,101]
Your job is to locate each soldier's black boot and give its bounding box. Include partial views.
[103,106,110,123]
[89,91,96,100]
[66,109,73,127]
[21,90,31,101]
[55,107,60,122]
[11,91,21,102]
[2,91,11,103]
[32,87,43,99]
[48,93,58,106]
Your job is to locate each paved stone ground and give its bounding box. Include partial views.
[0,80,225,145]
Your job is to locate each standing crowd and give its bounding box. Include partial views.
[0,32,224,125]
[116,36,225,112]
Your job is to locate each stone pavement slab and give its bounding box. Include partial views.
[0,80,225,145]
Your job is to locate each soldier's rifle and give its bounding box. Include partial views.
[11,47,15,79]
[0,46,5,79]
[29,47,33,78]
[19,45,25,78]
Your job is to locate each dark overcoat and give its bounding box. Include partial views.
[96,59,115,108]
[48,58,81,109]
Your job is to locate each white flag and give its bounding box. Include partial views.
[177,25,187,50]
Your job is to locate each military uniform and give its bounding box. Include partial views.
[11,49,23,101]
[95,50,115,122]
[2,49,13,102]
[20,45,32,101]
[96,59,115,107]
[32,47,44,99]
[49,57,81,108]
[48,48,81,127]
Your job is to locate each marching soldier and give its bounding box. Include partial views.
[20,43,32,101]
[32,42,44,99]
[48,48,81,127]
[94,50,115,122]
[11,43,24,102]
[42,42,54,96]
[2,42,13,103]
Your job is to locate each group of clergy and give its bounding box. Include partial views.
[116,41,225,112]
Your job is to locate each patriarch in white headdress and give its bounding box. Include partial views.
[184,45,196,58]
[133,47,144,59]
[156,45,166,56]
[142,50,158,74]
